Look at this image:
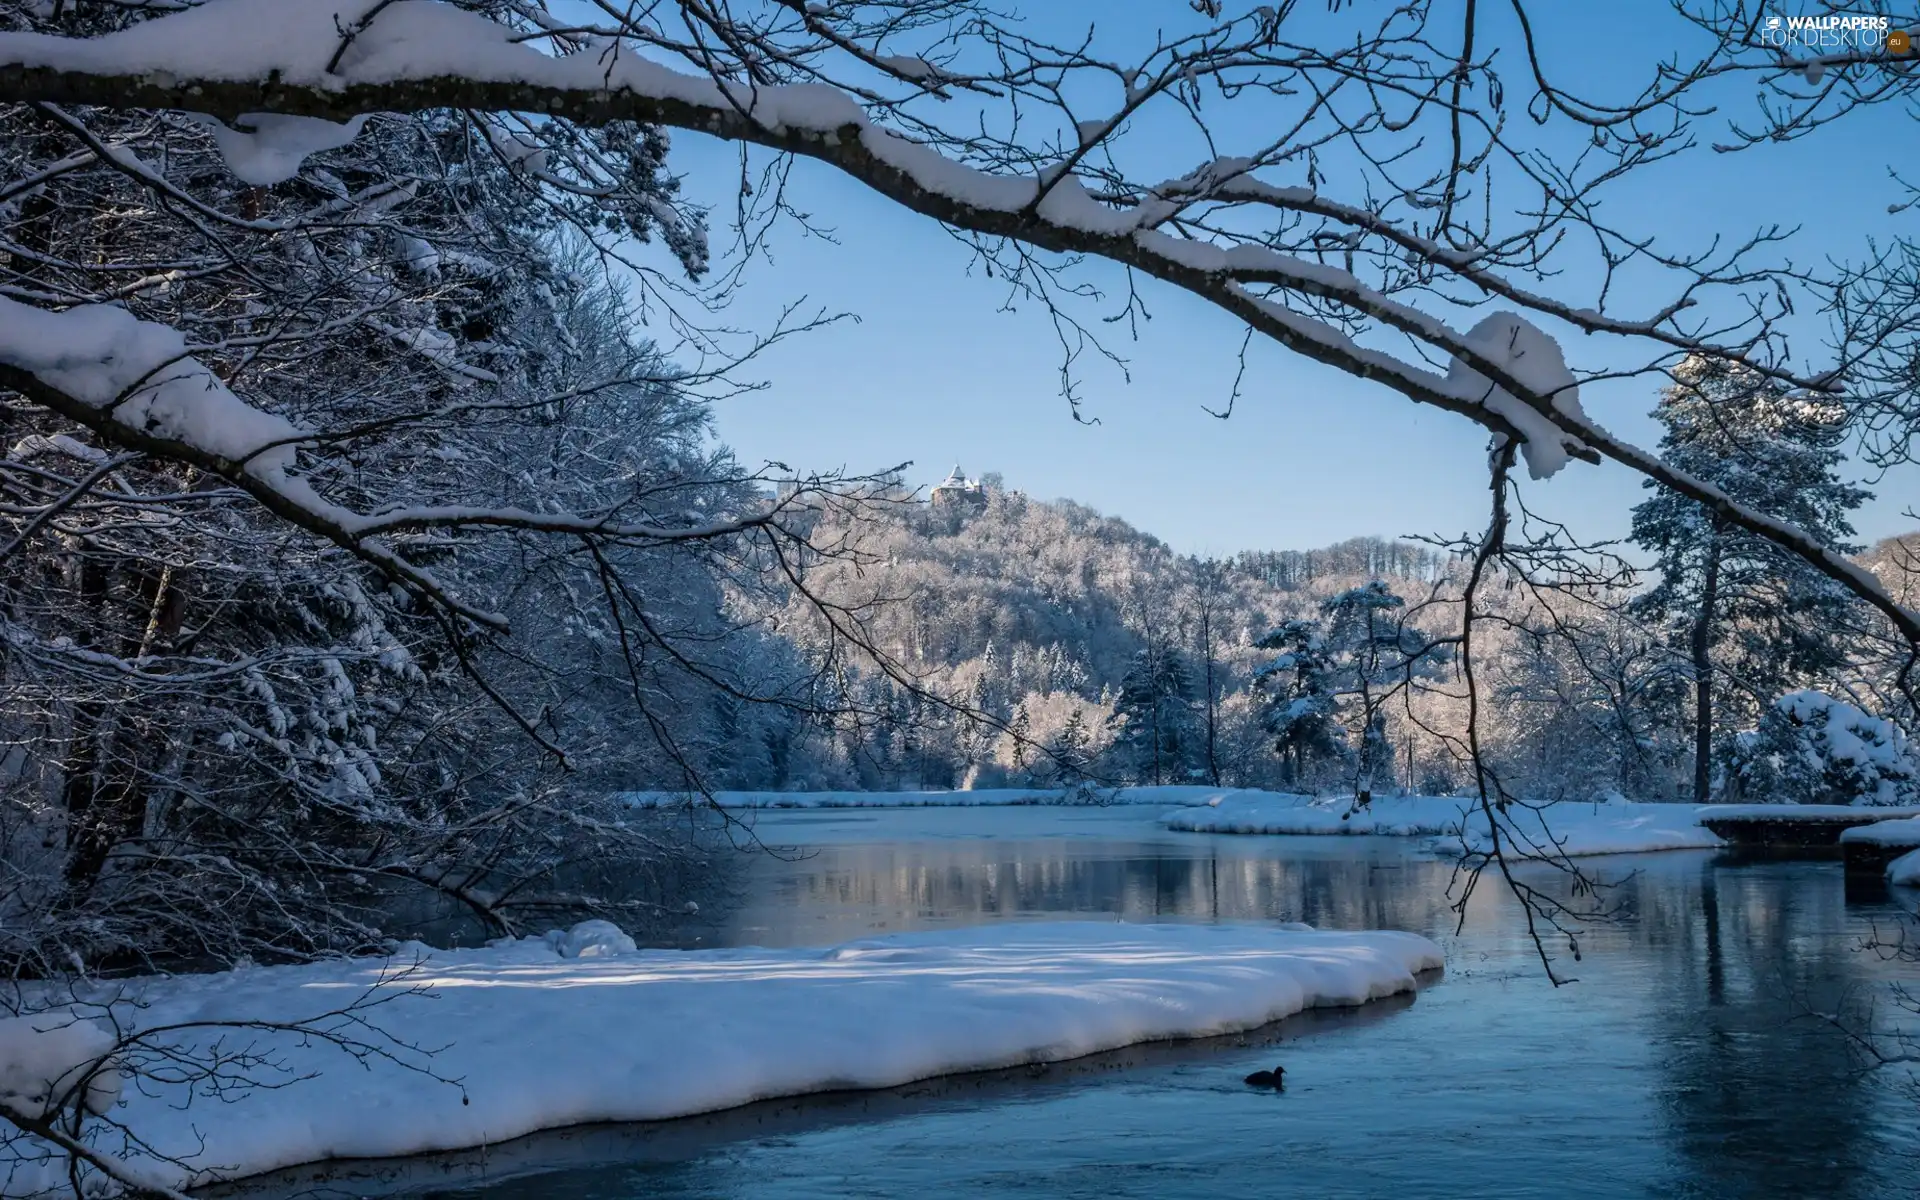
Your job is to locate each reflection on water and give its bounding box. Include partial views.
[719,824,1462,949]
[261,808,1920,1199]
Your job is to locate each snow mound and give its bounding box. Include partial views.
[1446,802,1723,859]
[548,919,637,958]
[0,923,1440,1194]
[1839,816,1920,846]
[1446,311,1590,480]
[0,1014,121,1120]
[1890,847,1920,887]
[1696,803,1920,822]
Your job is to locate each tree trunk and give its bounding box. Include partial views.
[1691,531,1723,804]
[1199,608,1220,786]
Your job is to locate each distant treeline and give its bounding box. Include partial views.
[1232,538,1449,591]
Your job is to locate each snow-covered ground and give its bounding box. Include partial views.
[3,922,1440,1195]
[1161,791,1466,837]
[618,787,1779,858]
[1161,792,1724,858]
[1840,814,1920,889]
[1453,802,1726,859]
[1889,847,1920,887]
[618,785,1242,809]
[1837,816,1920,846]
[1697,803,1920,823]
[619,786,1920,858]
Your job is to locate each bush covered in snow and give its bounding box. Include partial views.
[1723,691,1920,806]
[0,1013,120,1121]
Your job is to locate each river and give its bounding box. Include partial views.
[235,806,1920,1199]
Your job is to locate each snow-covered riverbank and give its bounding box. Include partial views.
[617,785,1234,809]
[1160,792,1725,857]
[3,922,1440,1195]
[619,787,1731,858]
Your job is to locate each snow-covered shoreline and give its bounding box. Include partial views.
[1161,792,1725,857]
[620,787,1920,859]
[617,785,1235,809]
[4,922,1441,1195]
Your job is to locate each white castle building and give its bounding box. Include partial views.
[929,464,987,510]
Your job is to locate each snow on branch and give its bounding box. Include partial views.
[0,2,1610,448]
[0,298,803,633]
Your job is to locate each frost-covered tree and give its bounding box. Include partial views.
[1724,691,1920,807]
[1630,359,1869,802]
[1253,619,1341,789]
[1321,583,1429,803]
[0,29,883,975]
[1109,644,1200,786]
[1188,558,1232,786]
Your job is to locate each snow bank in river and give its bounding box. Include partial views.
[3,922,1440,1194]
[1839,815,1920,846]
[1889,846,1920,887]
[1451,802,1724,859]
[1162,793,1723,857]
[1162,792,1469,837]
[1698,804,1920,823]
[618,785,1241,809]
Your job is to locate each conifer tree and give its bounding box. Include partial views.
[1630,358,1869,802]
[1321,582,1425,803]
[1110,646,1200,786]
[1253,619,1342,789]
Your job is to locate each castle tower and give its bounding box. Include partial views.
[929,464,986,510]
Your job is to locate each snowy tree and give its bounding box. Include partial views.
[1252,619,1341,789]
[1630,358,1870,802]
[0,20,897,974]
[1484,609,1691,804]
[1187,558,1232,786]
[1724,691,1920,807]
[1109,644,1200,786]
[1320,583,1430,803]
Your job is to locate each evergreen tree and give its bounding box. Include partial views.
[1253,618,1343,788]
[1049,709,1094,782]
[1629,358,1869,802]
[1110,645,1200,785]
[1320,582,1425,803]
[1723,691,1920,806]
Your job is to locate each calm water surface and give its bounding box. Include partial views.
[267,807,1920,1199]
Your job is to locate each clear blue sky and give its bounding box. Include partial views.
[651,1,1918,557]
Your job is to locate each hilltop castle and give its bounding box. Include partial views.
[929,464,987,511]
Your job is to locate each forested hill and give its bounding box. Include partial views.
[770,480,1463,793]
[791,480,1445,686]
[766,476,1917,805]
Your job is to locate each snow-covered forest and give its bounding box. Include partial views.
[0,0,1916,974]
[4,0,1920,1193]
[767,466,1918,809]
